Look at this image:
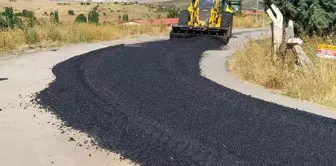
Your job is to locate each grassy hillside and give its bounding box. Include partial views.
[0,0,166,23]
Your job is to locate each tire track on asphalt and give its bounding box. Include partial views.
[36,36,336,166]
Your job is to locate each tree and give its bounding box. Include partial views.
[263,0,335,36]
[75,13,87,23]
[88,9,99,24]
[0,7,22,29]
[122,13,128,22]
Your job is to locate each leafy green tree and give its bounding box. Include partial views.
[263,0,335,36]
[88,9,99,24]
[75,13,87,23]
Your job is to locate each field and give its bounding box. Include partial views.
[0,0,164,23]
[0,0,267,54]
[228,37,336,110]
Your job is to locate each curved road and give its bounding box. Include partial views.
[33,30,336,165]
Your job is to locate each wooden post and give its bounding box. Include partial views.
[266,4,283,54]
[287,38,314,70]
[266,4,314,71]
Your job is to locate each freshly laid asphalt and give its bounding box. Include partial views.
[36,37,336,166]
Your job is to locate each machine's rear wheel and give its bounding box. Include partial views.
[220,11,233,44]
[178,10,189,26]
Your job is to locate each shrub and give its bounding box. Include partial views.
[122,13,128,22]
[50,11,59,24]
[25,28,39,44]
[22,9,34,18]
[0,7,23,29]
[88,10,99,24]
[166,7,179,18]
[68,10,75,15]
[263,0,335,36]
[75,13,87,23]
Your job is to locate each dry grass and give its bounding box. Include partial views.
[0,14,264,53]
[0,0,161,22]
[233,15,269,28]
[228,36,336,110]
[0,22,170,52]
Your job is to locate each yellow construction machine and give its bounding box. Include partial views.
[170,0,235,44]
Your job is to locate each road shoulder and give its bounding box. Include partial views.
[200,28,336,119]
[0,35,167,166]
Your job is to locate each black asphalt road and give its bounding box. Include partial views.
[36,37,336,166]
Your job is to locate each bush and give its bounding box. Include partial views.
[25,28,39,44]
[88,10,99,24]
[0,7,23,29]
[22,9,34,18]
[68,10,75,15]
[122,13,128,22]
[50,11,59,24]
[166,7,179,18]
[75,13,87,23]
[263,0,335,36]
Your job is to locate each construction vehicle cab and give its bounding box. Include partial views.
[170,0,235,45]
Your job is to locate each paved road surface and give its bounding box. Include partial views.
[35,31,336,165]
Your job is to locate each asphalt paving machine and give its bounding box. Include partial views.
[170,0,235,44]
